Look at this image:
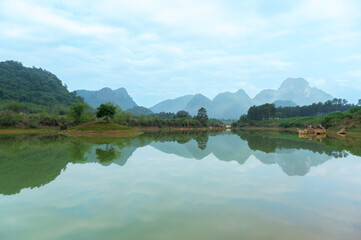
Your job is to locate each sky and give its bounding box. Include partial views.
[0,0,360,107]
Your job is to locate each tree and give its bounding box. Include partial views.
[196,107,209,127]
[239,114,249,123]
[176,110,191,119]
[95,145,120,163]
[195,132,208,150]
[96,102,116,122]
[70,103,88,124]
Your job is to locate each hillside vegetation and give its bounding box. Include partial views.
[0,61,83,113]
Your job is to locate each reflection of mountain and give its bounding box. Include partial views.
[0,135,71,195]
[0,131,350,195]
[0,135,152,195]
[150,132,345,176]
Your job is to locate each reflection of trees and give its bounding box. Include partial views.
[195,132,209,150]
[237,131,347,157]
[95,144,120,163]
[2,130,358,196]
[144,131,210,146]
[0,135,70,195]
[68,141,92,162]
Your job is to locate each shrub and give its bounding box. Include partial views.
[0,111,22,127]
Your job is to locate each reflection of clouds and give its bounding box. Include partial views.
[235,155,262,172]
[309,155,361,185]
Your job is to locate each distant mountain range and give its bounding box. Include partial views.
[150,78,332,118]
[76,78,333,119]
[0,60,335,118]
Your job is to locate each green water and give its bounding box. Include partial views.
[0,131,360,240]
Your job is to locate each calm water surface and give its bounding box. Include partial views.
[0,131,360,240]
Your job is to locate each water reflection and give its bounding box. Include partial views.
[0,131,357,196]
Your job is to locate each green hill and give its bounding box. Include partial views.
[0,61,83,113]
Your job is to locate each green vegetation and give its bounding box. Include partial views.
[233,106,361,130]
[112,107,214,128]
[238,98,356,123]
[0,61,83,114]
[247,103,276,121]
[196,107,209,127]
[0,134,72,195]
[70,103,89,124]
[70,122,132,131]
[0,104,216,130]
[233,98,361,130]
[0,111,72,128]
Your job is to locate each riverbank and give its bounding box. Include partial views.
[0,128,56,135]
[0,123,219,135]
[59,122,143,138]
[235,125,361,135]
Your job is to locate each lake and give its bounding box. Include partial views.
[0,131,360,240]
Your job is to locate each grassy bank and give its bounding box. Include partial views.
[61,122,143,138]
[69,122,133,131]
[0,127,56,135]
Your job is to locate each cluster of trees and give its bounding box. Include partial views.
[238,98,360,123]
[276,98,357,118]
[113,106,212,128]
[246,103,276,121]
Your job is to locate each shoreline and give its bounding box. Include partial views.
[234,125,361,136]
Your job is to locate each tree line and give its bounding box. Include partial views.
[0,101,216,129]
[237,98,360,123]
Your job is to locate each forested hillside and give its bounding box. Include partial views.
[0,61,83,113]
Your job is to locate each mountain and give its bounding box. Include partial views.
[150,95,194,113]
[0,61,83,112]
[254,78,332,106]
[211,89,253,119]
[76,87,137,110]
[150,78,333,119]
[184,94,214,116]
[127,106,153,115]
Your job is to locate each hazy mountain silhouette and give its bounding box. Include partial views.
[150,95,195,114]
[150,78,333,118]
[76,87,137,110]
[254,78,333,106]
